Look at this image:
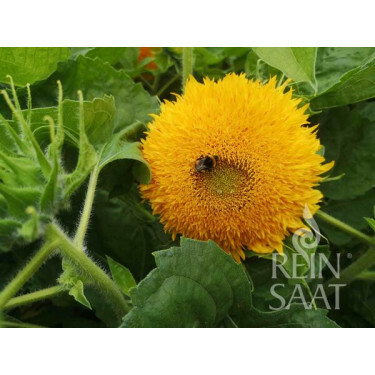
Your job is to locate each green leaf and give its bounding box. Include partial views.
[125,273,218,328]
[314,47,375,94]
[70,47,93,58]
[0,114,20,153]
[246,240,330,311]
[244,50,283,83]
[245,256,295,311]
[122,238,252,328]
[88,188,172,282]
[98,129,151,183]
[26,98,151,185]
[40,151,59,212]
[241,305,339,328]
[39,55,159,130]
[318,104,375,200]
[62,95,100,201]
[0,114,33,157]
[107,256,136,296]
[0,185,41,219]
[59,258,94,311]
[329,280,375,327]
[0,47,70,86]
[26,96,116,201]
[26,97,116,149]
[311,55,375,109]
[280,239,315,280]
[252,47,317,87]
[194,47,229,66]
[71,47,135,67]
[64,128,98,201]
[68,279,92,310]
[85,48,129,65]
[0,153,42,187]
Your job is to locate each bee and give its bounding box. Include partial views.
[195,155,219,173]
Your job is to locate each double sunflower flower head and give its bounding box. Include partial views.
[140,74,332,262]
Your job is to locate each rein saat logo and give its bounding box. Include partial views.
[269,205,346,311]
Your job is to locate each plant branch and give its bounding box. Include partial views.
[324,246,375,296]
[316,210,375,295]
[315,210,375,246]
[156,74,179,97]
[46,224,130,318]
[356,270,375,281]
[4,285,65,310]
[0,241,59,310]
[74,163,100,248]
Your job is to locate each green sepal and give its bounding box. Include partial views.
[107,256,136,296]
[364,217,375,232]
[68,280,92,310]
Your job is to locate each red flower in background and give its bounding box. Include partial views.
[138,47,158,70]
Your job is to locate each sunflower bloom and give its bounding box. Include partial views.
[140,74,333,262]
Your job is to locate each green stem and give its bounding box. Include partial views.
[324,246,375,296]
[4,285,65,311]
[156,74,179,97]
[316,210,375,295]
[139,75,154,91]
[151,74,161,93]
[46,224,129,317]
[356,270,375,281]
[0,241,59,310]
[315,210,375,247]
[182,47,194,90]
[74,163,100,248]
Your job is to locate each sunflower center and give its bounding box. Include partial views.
[192,158,252,208]
[205,163,246,196]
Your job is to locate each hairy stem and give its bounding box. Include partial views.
[4,285,65,310]
[74,163,100,248]
[182,47,194,90]
[0,241,59,310]
[57,80,65,152]
[47,224,130,318]
[315,210,375,246]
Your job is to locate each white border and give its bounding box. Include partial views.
[0,2,373,371]
[0,329,372,373]
[1,0,373,46]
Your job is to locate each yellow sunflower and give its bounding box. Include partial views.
[140,74,333,262]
